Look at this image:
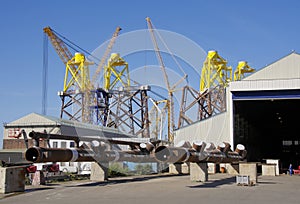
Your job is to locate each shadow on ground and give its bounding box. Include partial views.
[187,176,236,188]
[69,173,187,187]
[25,187,56,192]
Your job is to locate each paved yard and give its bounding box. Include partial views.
[1,174,300,204]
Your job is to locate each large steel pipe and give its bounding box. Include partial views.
[95,150,157,163]
[29,131,80,141]
[154,144,247,164]
[25,147,94,163]
[25,147,157,163]
[154,146,190,163]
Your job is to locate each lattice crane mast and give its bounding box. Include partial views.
[200,50,232,92]
[44,27,92,122]
[91,26,122,86]
[43,27,73,65]
[234,61,255,81]
[44,27,92,93]
[80,26,122,124]
[74,26,121,125]
[146,17,173,142]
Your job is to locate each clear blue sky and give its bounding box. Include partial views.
[1,0,300,148]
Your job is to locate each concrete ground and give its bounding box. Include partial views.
[1,173,300,204]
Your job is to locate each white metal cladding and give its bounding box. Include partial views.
[229,78,300,92]
[173,53,300,148]
[174,112,231,147]
[245,52,300,81]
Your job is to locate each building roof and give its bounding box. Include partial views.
[230,52,300,92]
[244,52,300,81]
[4,112,138,139]
[4,112,58,127]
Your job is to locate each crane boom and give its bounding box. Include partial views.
[44,26,92,123]
[43,27,73,65]
[91,26,122,85]
[81,26,121,124]
[146,17,174,142]
[146,17,171,91]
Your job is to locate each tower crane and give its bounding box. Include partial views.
[43,27,73,65]
[91,26,122,86]
[89,52,130,127]
[44,26,121,123]
[82,26,122,124]
[146,17,173,142]
[43,27,92,121]
[79,26,122,123]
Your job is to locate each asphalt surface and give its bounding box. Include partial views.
[1,173,300,204]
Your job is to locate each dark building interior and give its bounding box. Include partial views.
[233,99,300,172]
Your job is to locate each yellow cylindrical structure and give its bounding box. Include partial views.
[75,52,84,63]
[109,53,120,64]
[207,50,217,59]
[238,61,247,67]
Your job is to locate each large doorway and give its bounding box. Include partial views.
[233,98,300,171]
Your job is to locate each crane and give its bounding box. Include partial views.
[82,26,122,124]
[44,27,91,93]
[146,17,174,142]
[44,26,122,123]
[44,27,92,121]
[43,27,73,65]
[91,26,122,86]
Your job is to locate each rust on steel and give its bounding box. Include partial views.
[25,147,157,163]
[154,142,246,164]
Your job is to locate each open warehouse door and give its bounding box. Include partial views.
[232,90,300,172]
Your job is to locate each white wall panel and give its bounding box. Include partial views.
[174,112,231,147]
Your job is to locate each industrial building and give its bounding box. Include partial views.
[2,112,149,173]
[174,52,300,171]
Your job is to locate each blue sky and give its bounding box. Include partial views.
[1,0,300,148]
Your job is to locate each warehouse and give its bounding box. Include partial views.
[174,52,300,170]
[3,113,139,149]
[2,112,146,173]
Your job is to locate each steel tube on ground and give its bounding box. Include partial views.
[25,147,94,163]
[94,150,157,163]
[25,147,157,163]
[154,146,190,163]
[154,145,246,164]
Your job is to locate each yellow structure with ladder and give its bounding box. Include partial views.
[64,52,93,92]
[200,50,232,92]
[44,27,92,93]
[200,51,255,92]
[104,53,130,91]
[234,61,255,81]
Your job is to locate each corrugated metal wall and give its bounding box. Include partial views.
[230,78,300,92]
[173,53,300,148]
[174,112,231,146]
[245,52,300,81]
